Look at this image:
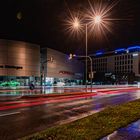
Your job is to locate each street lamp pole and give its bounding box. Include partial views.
[69,54,93,92]
[66,11,104,91]
[87,56,93,90]
[85,24,88,89]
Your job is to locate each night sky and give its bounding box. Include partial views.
[0,0,140,55]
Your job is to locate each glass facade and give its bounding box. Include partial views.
[45,77,83,86]
[0,76,40,88]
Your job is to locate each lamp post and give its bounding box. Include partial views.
[85,24,88,88]
[69,15,102,90]
[69,54,93,91]
[65,1,115,90]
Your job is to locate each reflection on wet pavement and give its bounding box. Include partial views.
[0,86,138,96]
[0,87,140,139]
[0,87,87,96]
[102,120,140,140]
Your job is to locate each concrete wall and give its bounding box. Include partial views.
[0,39,40,77]
[133,52,140,76]
[44,48,84,79]
[107,56,115,73]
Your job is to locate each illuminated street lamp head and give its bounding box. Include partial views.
[86,0,120,38]
[65,1,120,38]
[73,17,80,29]
[65,12,84,38]
[94,15,102,24]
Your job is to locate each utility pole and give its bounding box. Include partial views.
[69,54,93,92]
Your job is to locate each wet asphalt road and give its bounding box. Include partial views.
[0,87,140,140]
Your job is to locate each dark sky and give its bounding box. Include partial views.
[0,0,140,54]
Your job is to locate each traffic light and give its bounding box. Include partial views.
[69,54,76,60]
[69,54,73,60]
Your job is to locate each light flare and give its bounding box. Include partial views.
[86,0,120,39]
[64,0,128,39]
[64,12,84,38]
[73,17,80,29]
[94,15,102,24]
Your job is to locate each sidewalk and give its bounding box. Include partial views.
[102,119,140,140]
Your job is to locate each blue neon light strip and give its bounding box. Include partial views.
[127,46,140,50]
[115,48,126,53]
[95,51,104,56]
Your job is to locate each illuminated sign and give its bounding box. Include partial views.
[115,48,126,53]
[95,51,104,56]
[0,65,23,69]
[127,46,140,52]
[59,71,74,76]
[133,53,139,57]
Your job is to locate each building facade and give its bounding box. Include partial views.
[0,39,40,86]
[90,46,140,84]
[41,48,84,86]
[0,39,84,87]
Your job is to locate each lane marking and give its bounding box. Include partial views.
[0,112,20,117]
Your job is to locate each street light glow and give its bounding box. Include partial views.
[94,15,102,24]
[86,0,121,38]
[65,1,121,39]
[73,17,80,29]
[65,13,84,37]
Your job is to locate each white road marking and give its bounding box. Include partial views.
[0,112,20,117]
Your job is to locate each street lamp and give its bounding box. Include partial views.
[65,1,117,90]
[69,54,94,91]
[73,17,80,29]
[85,16,102,88]
[69,15,102,88]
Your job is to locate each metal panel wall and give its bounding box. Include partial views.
[0,39,40,77]
[45,48,84,79]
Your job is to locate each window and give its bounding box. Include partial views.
[125,61,127,64]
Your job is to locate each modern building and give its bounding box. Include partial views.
[90,46,140,84]
[0,39,84,88]
[41,48,84,86]
[0,39,40,87]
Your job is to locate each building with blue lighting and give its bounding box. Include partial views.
[90,46,140,84]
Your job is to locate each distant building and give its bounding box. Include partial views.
[90,46,140,84]
[41,48,84,86]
